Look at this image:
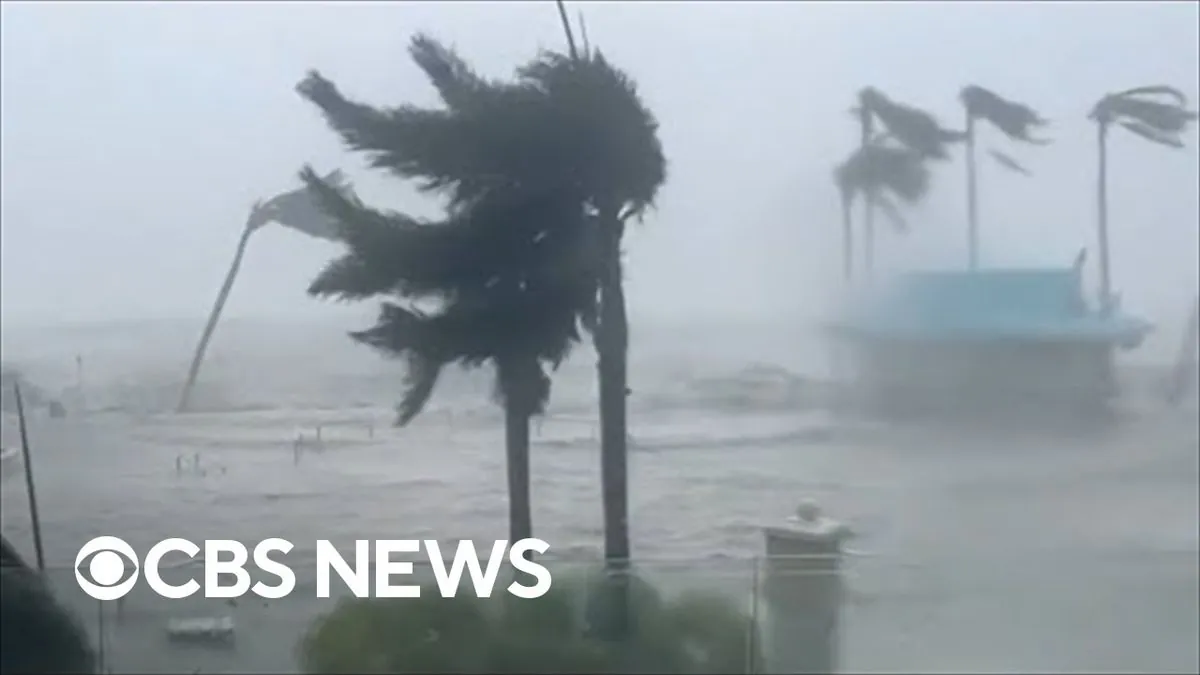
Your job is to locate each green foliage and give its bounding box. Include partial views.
[297,572,760,675]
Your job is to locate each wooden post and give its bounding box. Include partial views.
[762,501,850,674]
[14,384,46,572]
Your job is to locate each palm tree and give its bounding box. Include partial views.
[959,85,1050,270]
[294,40,600,547]
[1089,86,1197,310]
[177,171,346,413]
[527,37,666,601]
[834,140,932,280]
[851,87,960,274]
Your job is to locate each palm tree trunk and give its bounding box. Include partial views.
[1096,121,1113,312]
[863,195,876,276]
[177,223,256,413]
[858,109,875,277]
[503,403,533,543]
[840,193,855,282]
[595,205,631,638]
[966,112,980,270]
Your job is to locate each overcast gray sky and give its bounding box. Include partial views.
[2,1,1197,328]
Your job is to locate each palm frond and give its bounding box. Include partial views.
[1110,85,1190,107]
[1104,96,1196,133]
[1119,120,1186,148]
[393,355,444,426]
[858,87,963,160]
[960,85,1050,144]
[1090,86,1198,142]
[346,303,447,425]
[835,142,930,234]
[309,254,403,302]
[300,165,472,299]
[836,143,931,204]
[988,149,1033,176]
[297,71,530,205]
[408,34,492,111]
[519,51,667,217]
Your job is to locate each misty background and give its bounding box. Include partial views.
[2,2,1197,359]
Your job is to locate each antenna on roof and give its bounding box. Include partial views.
[555,0,579,60]
[578,11,590,56]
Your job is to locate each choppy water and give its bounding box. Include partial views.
[2,318,1198,672]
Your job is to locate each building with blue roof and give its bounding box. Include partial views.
[829,267,1154,416]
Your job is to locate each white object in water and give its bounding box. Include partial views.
[165,616,235,644]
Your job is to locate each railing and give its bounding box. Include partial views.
[38,544,1200,674]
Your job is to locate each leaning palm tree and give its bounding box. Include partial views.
[1089,86,1197,310]
[834,140,932,280]
[959,85,1050,270]
[851,87,960,274]
[177,170,346,413]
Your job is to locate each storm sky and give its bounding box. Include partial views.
[2,1,1197,328]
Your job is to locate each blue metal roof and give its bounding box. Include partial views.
[836,268,1153,346]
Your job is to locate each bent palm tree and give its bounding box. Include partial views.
[834,141,932,280]
[851,88,959,273]
[959,85,1050,270]
[177,171,346,413]
[1089,86,1197,310]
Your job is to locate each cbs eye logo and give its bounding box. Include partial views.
[74,536,140,601]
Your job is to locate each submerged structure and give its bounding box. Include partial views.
[829,267,1153,418]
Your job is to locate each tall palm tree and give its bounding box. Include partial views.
[959,85,1049,270]
[852,87,960,273]
[512,44,665,643]
[834,140,932,281]
[1089,86,1197,310]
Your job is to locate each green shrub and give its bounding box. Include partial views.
[297,570,761,674]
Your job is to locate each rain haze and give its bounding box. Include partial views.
[1,2,1198,674]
